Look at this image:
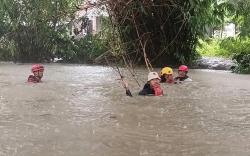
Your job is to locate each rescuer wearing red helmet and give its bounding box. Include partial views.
[27,64,44,83]
[174,65,192,82]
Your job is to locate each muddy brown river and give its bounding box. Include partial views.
[0,63,250,156]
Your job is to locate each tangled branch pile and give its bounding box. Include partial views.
[104,0,200,67]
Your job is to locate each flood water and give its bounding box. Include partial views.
[0,63,250,156]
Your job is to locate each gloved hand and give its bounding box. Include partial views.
[152,83,163,96]
[120,80,133,97]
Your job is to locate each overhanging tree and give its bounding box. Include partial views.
[0,0,82,62]
[104,0,236,67]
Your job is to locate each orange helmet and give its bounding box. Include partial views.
[31,64,44,73]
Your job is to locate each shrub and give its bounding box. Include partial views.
[220,37,250,73]
[220,37,250,55]
[232,52,250,74]
[197,37,250,74]
[0,40,15,61]
[196,39,229,57]
[55,35,108,63]
[0,48,12,61]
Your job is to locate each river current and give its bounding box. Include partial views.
[0,63,250,156]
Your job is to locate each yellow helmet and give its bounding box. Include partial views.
[160,67,173,76]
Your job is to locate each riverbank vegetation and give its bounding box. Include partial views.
[0,0,250,73]
[197,37,250,73]
[197,37,250,58]
[196,0,250,73]
[0,0,109,63]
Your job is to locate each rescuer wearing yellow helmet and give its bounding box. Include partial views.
[160,67,174,83]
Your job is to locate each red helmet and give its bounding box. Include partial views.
[178,65,188,72]
[31,64,44,73]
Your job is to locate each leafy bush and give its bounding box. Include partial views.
[196,39,229,57]
[197,37,250,74]
[12,24,57,62]
[75,35,108,63]
[220,37,250,55]
[55,35,108,63]
[0,39,15,61]
[0,48,12,61]
[232,52,250,74]
[220,37,250,73]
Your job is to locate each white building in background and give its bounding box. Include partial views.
[224,23,236,37]
[213,23,236,38]
[72,0,108,39]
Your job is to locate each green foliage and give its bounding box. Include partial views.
[0,0,249,68]
[223,37,250,74]
[0,0,81,62]
[197,37,250,74]
[197,37,250,57]
[0,0,110,63]
[0,48,12,61]
[0,37,15,61]
[220,37,250,54]
[106,0,242,66]
[12,24,56,62]
[55,35,108,63]
[232,52,250,74]
[197,39,229,57]
[76,35,108,63]
[189,0,235,36]
[231,0,250,36]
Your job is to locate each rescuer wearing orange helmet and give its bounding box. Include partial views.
[27,64,45,83]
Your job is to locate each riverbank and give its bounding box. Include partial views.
[193,56,236,70]
[1,56,236,71]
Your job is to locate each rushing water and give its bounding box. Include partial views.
[0,63,250,156]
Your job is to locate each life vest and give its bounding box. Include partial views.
[152,84,163,96]
[27,75,41,83]
[139,83,163,96]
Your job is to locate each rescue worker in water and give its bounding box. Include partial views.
[122,72,163,96]
[27,64,44,83]
[160,67,174,84]
[174,65,192,82]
